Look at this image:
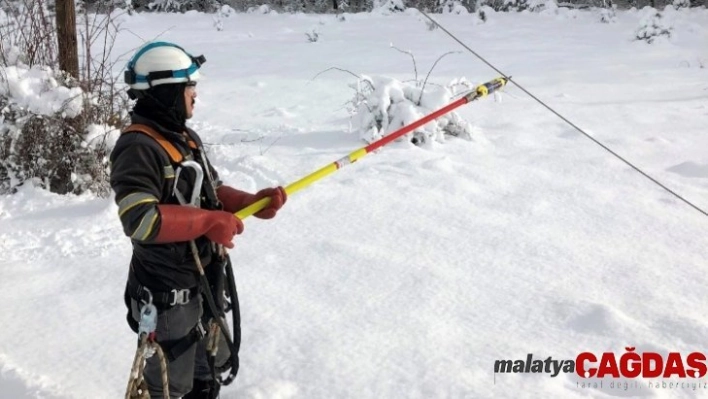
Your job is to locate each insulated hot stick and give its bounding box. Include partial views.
[235,77,508,220]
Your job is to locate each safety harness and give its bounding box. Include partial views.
[122,124,242,398]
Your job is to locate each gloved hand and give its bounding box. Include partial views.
[155,205,244,248]
[251,187,287,219]
[217,185,287,219]
[203,210,243,248]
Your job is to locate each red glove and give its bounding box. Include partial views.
[154,205,244,248]
[217,185,287,220]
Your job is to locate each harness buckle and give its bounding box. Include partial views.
[170,288,191,306]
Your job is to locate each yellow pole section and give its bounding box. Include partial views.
[234,148,368,220]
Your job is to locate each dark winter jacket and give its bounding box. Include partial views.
[110,113,221,291]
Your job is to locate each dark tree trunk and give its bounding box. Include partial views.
[56,0,79,79]
[54,0,80,194]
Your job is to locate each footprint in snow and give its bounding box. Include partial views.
[553,300,640,338]
[228,156,286,189]
[262,107,297,119]
[644,136,671,144]
[558,129,578,139]
[558,128,595,140]
[666,162,708,179]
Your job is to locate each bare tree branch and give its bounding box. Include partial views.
[390,43,418,84]
[418,51,461,105]
[311,66,360,81]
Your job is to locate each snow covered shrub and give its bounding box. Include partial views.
[212,5,235,31]
[0,66,119,195]
[479,0,553,12]
[478,0,526,12]
[439,0,469,14]
[372,0,406,14]
[247,4,276,13]
[672,0,689,8]
[526,0,556,11]
[0,0,127,195]
[634,9,673,43]
[146,0,181,11]
[599,6,616,22]
[219,3,236,15]
[138,0,220,12]
[476,5,495,21]
[348,75,478,145]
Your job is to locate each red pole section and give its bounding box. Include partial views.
[364,97,469,153]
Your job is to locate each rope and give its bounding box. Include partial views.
[417,9,708,219]
[125,335,170,399]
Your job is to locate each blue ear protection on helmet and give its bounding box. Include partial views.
[124,41,206,87]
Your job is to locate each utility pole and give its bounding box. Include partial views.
[53,0,80,195]
[56,0,79,79]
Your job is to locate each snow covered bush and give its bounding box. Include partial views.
[247,4,277,13]
[372,0,406,14]
[146,0,183,11]
[477,5,495,21]
[130,0,221,12]
[439,0,469,14]
[599,6,616,22]
[348,75,478,145]
[478,0,523,12]
[0,65,120,195]
[672,0,689,9]
[0,0,126,195]
[478,0,555,12]
[526,0,556,11]
[634,9,673,43]
[212,5,235,31]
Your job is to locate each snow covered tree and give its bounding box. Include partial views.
[438,0,470,13]
[129,0,220,12]
[348,75,481,146]
[599,5,616,22]
[634,9,673,43]
[371,0,405,13]
[477,0,558,11]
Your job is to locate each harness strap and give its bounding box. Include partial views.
[122,124,198,164]
[127,272,199,308]
[162,321,207,362]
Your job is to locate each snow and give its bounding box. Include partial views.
[1,7,708,399]
[0,66,83,118]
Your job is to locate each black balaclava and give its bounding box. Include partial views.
[132,83,188,133]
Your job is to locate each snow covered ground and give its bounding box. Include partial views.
[1,6,708,399]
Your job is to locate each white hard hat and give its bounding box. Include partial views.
[124,41,205,90]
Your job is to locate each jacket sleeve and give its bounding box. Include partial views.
[110,134,166,242]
